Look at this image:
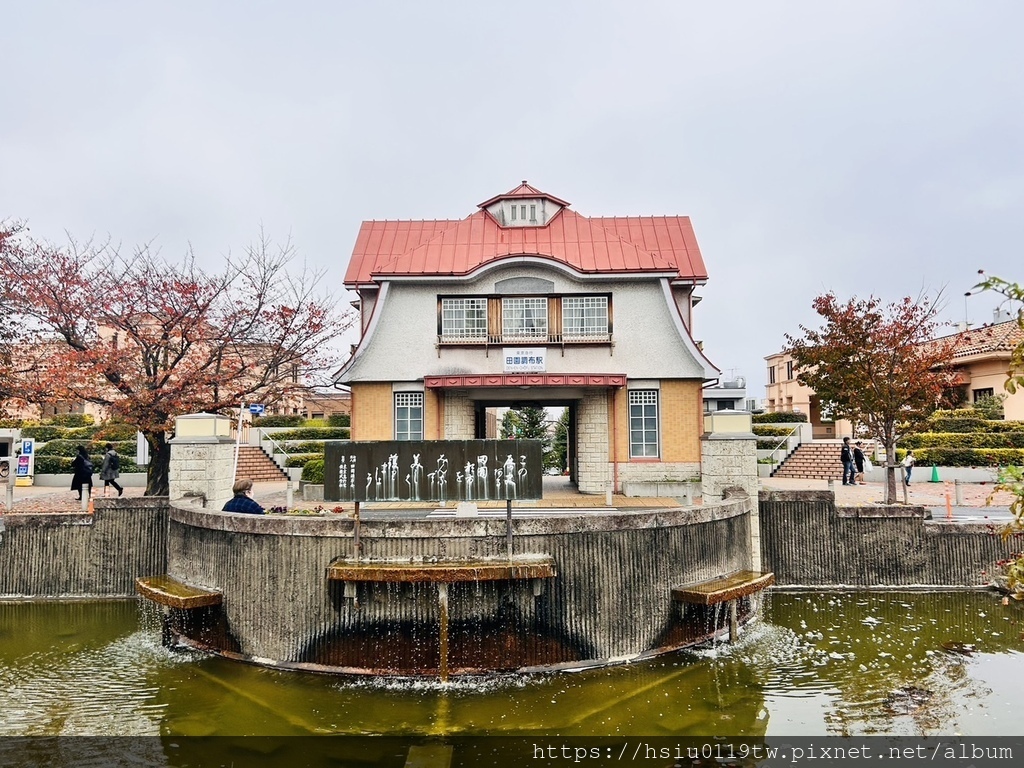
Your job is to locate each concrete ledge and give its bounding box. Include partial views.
[169,497,751,538]
[672,570,775,605]
[327,556,556,583]
[135,575,222,609]
[621,481,700,498]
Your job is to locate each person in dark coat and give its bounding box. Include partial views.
[840,437,855,486]
[853,441,867,485]
[222,478,265,515]
[70,445,94,501]
[100,442,124,497]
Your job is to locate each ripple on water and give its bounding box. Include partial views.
[0,630,197,737]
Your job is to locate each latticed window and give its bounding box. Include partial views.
[502,297,548,341]
[440,298,487,341]
[628,389,659,458]
[562,296,609,340]
[395,392,423,441]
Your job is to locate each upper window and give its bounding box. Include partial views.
[628,389,660,458]
[786,361,794,380]
[768,366,776,384]
[502,297,548,341]
[440,298,487,341]
[395,392,423,441]
[562,296,609,341]
[973,388,994,402]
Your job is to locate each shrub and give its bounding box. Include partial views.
[35,439,135,457]
[48,413,95,427]
[756,439,783,450]
[93,422,137,441]
[20,426,69,442]
[753,411,807,423]
[902,432,1024,449]
[285,453,323,469]
[282,441,328,454]
[0,418,26,428]
[752,425,795,437]
[31,456,74,474]
[302,458,325,484]
[252,415,306,428]
[926,416,989,433]
[912,447,1024,467]
[328,413,351,427]
[271,428,350,441]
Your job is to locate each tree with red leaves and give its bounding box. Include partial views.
[785,293,958,501]
[0,225,354,495]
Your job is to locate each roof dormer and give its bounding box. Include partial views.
[478,181,569,228]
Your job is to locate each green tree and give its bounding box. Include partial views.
[976,273,1024,595]
[550,407,570,472]
[786,292,958,501]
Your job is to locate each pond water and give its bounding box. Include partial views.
[0,591,1021,741]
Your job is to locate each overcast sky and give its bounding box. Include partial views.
[3,1,1022,401]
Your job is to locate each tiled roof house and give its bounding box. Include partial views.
[335,182,720,493]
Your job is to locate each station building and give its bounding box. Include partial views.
[334,182,720,494]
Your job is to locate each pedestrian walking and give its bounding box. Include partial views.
[840,437,856,486]
[70,445,94,501]
[903,450,916,485]
[100,442,124,497]
[853,441,867,485]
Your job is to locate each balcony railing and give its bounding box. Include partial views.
[438,332,612,345]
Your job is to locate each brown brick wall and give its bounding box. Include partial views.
[349,383,394,440]
[611,380,701,463]
[661,380,701,462]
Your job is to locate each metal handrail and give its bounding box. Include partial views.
[257,429,291,464]
[762,425,800,468]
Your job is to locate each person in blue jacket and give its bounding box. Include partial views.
[222,478,265,514]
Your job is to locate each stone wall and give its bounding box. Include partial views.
[168,438,234,510]
[576,391,610,494]
[760,490,1019,587]
[0,499,168,598]
[443,390,475,439]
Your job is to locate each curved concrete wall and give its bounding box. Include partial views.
[0,499,168,598]
[165,498,754,673]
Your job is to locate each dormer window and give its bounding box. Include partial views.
[479,181,568,228]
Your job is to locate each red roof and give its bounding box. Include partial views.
[945,319,1024,359]
[344,183,708,287]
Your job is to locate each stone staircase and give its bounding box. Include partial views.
[771,440,876,480]
[235,445,289,482]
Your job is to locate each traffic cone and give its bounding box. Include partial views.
[930,465,941,483]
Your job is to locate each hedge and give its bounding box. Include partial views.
[910,448,1024,467]
[328,413,350,427]
[282,441,328,454]
[31,455,141,474]
[757,439,785,450]
[252,414,306,428]
[901,432,1024,450]
[92,423,137,441]
[284,453,323,469]
[752,425,795,437]
[924,417,990,433]
[48,413,95,427]
[271,428,350,441]
[753,411,807,423]
[302,458,325,484]
[35,439,136,457]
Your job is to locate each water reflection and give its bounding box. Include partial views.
[0,591,1020,737]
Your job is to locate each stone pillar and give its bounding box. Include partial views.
[443,391,475,439]
[168,414,236,510]
[577,391,610,495]
[701,410,760,569]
